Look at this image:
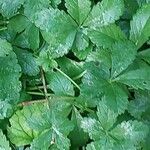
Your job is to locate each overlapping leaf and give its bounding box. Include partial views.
[0,130,11,150]
[130,3,150,48]
[34,8,77,58]
[15,48,40,76]
[0,0,25,18]
[46,71,75,96]
[79,62,128,114]
[0,41,21,104]
[84,0,124,28]
[81,101,149,150]
[65,0,91,25]
[87,24,126,48]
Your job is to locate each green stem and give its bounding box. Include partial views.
[0,27,7,31]
[40,68,50,108]
[0,21,9,25]
[73,70,87,80]
[27,91,75,100]
[55,68,81,90]
[27,86,44,90]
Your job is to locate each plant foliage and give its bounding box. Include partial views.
[0,0,150,149]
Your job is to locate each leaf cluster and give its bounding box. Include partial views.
[0,0,150,149]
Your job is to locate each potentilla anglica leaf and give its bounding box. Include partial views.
[0,0,150,149]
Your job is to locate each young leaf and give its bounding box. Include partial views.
[84,0,124,28]
[0,0,25,18]
[65,0,91,25]
[37,49,58,72]
[130,3,150,48]
[0,130,11,150]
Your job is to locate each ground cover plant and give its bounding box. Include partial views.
[0,0,150,149]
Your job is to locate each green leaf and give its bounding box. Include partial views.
[24,0,50,21]
[30,129,53,150]
[0,38,12,57]
[65,0,91,25]
[8,103,46,146]
[28,107,74,150]
[115,69,150,90]
[0,101,13,119]
[8,15,30,33]
[102,83,128,115]
[96,101,117,130]
[35,8,77,58]
[14,48,40,76]
[37,49,58,72]
[84,0,124,28]
[12,23,40,50]
[74,28,89,51]
[69,107,89,148]
[130,4,150,48]
[27,24,40,50]
[123,0,138,19]
[56,57,84,79]
[46,71,75,96]
[79,62,128,114]
[111,40,137,77]
[0,0,25,18]
[86,48,111,68]
[136,0,150,6]
[0,51,21,104]
[0,130,11,150]
[50,0,61,8]
[81,101,149,149]
[73,45,92,60]
[111,120,149,145]
[138,48,150,64]
[87,24,126,49]
[128,90,150,120]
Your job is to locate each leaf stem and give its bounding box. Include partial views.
[18,99,47,106]
[41,68,48,100]
[0,27,7,31]
[27,86,44,90]
[73,70,87,80]
[55,68,81,90]
[27,91,76,100]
